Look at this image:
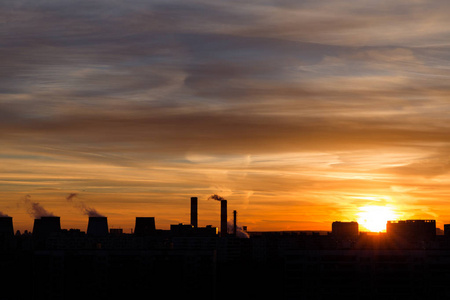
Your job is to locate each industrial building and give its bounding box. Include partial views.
[2,200,450,299]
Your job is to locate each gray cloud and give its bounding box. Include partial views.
[2,0,450,230]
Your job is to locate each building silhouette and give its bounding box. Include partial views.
[2,198,450,299]
[332,221,359,238]
[387,219,436,241]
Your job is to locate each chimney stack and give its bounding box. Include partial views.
[233,210,237,237]
[87,217,108,237]
[221,200,227,237]
[191,197,198,228]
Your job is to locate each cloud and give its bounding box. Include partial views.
[23,195,55,219]
[1,0,450,231]
[381,149,450,179]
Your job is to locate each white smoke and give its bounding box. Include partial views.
[66,193,105,217]
[227,220,249,238]
[24,195,55,219]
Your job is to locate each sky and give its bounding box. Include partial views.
[2,0,450,233]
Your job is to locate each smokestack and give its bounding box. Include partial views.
[134,217,156,236]
[233,210,237,237]
[87,216,108,237]
[191,197,198,228]
[221,200,227,237]
[33,216,61,238]
[0,217,13,237]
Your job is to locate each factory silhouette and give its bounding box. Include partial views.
[2,197,450,299]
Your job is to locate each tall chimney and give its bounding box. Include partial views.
[191,197,198,228]
[221,200,227,237]
[233,210,237,237]
[87,217,108,237]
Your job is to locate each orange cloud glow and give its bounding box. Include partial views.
[1,0,450,233]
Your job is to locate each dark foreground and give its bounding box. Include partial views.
[2,231,450,300]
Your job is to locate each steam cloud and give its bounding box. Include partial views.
[66,193,105,217]
[208,194,226,201]
[24,195,55,219]
[227,221,250,238]
[0,211,10,217]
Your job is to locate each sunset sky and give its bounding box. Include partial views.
[2,0,450,233]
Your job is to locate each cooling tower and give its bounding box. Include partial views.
[33,216,61,238]
[32,219,41,236]
[0,217,13,237]
[87,216,108,237]
[221,200,227,237]
[191,197,198,228]
[134,217,156,236]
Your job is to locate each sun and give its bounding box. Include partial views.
[357,205,398,232]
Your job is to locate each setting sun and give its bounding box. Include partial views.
[357,205,398,232]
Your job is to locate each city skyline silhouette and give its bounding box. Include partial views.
[2,196,450,299]
[3,194,450,236]
[3,1,450,299]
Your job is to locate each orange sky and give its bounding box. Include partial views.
[2,0,450,233]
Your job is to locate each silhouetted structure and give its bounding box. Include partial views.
[170,223,218,237]
[33,216,61,239]
[170,223,194,235]
[386,219,436,241]
[0,216,13,237]
[233,210,237,236]
[110,228,123,235]
[221,200,227,237]
[191,196,198,228]
[134,217,156,235]
[87,216,108,237]
[332,221,359,238]
[444,224,450,236]
[6,197,450,300]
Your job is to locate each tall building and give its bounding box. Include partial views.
[331,221,359,238]
[386,220,436,241]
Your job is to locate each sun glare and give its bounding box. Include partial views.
[357,205,398,232]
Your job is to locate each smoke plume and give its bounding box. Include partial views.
[66,193,105,217]
[24,195,55,219]
[82,206,104,218]
[0,211,10,217]
[208,194,226,201]
[66,193,78,201]
[227,220,250,238]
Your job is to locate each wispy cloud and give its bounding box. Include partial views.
[2,0,450,231]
